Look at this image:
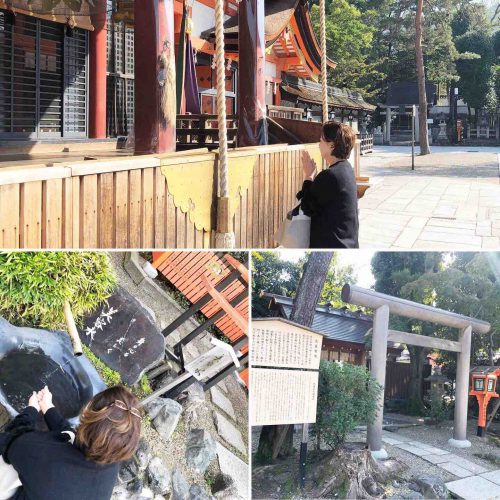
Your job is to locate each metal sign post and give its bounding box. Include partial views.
[300,423,308,489]
[411,105,416,171]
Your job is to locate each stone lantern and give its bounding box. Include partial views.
[425,365,450,400]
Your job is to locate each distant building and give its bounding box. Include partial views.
[263,293,403,366]
[379,80,499,145]
[378,81,437,145]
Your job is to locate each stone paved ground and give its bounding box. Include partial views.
[358,146,500,249]
[380,430,500,499]
[343,416,500,499]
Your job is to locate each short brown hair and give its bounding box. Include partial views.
[76,386,142,464]
[321,121,356,159]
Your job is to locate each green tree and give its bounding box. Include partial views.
[452,2,497,118]
[310,0,381,97]
[320,259,357,309]
[371,252,444,415]
[251,251,304,317]
[251,251,358,317]
[401,253,500,378]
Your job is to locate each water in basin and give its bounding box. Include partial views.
[0,348,81,419]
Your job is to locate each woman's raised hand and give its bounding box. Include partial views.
[37,385,55,414]
[302,151,317,181]
[28,391,41,412]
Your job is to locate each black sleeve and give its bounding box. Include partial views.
[4,406,39,433]
[43,407,74,433]
[296,171,336,216]
[1,406,39,461]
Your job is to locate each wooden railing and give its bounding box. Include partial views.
[0,142,364,249]
[466,127,499,140]
[267,105,304,120]
[176,114,238,148]
[359,133,374,155]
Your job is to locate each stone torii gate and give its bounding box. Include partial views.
[341,284,491,459]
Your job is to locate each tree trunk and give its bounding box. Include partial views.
[289,252,334,325]
[407,345,428,415]
[257,252,334,462]
[415,0,431,155]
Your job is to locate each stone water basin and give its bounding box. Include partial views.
[0,317,106,426]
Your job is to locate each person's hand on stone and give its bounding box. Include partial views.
[28,391,40,412]
[37,385,54,414]
[302,151,317,181]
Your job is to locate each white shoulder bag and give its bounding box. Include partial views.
[274,205,311,248]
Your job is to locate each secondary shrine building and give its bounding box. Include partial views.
[0,0,374,148]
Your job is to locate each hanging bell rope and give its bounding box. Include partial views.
[214,0,235,248]
[319,0,328,124]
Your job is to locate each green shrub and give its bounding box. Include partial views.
[312,361,382,453]
[0,252,117,330]
[425,391,449,424]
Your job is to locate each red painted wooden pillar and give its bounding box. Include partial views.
[134,0,176,155]
[89,3,107,139]
[237,0,267,146]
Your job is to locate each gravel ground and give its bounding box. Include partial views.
[346,418,500,498]
[252,416,500,499]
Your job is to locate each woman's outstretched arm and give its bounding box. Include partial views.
[38,386,73,433]
[43,408,73,433]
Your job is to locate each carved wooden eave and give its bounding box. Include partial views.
[200,0,336,79]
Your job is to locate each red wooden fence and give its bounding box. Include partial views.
[152,251,249,383]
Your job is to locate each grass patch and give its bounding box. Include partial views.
[82,345,121,386]
[204,471,215,490]
[82,345,152,401]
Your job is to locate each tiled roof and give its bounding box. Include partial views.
[281,77,376,112]
[385,81,437,106]
[201,0,299,46]
[265,293,372,345]
[223,0,300,43]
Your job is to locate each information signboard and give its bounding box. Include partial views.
[250,318,325,426]
[251,321,323,370]
[250,368,319,425]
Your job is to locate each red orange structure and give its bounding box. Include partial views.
[469,366,500,436]
[152,251,249,385]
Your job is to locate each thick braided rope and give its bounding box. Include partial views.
[215,0,229,197]
[319,0,328,123]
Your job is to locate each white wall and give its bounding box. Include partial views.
[191,2,230,38]
[265,61,277,79]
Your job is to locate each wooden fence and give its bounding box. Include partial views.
[385,362,432,401]
[359,133,374,155]
[0,142,357,249]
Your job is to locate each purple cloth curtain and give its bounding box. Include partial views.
[184,36,201,114]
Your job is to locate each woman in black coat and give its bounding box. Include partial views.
[297,121,359,248]
[0,385,141,500]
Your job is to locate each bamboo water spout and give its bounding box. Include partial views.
[63,300,83,357]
